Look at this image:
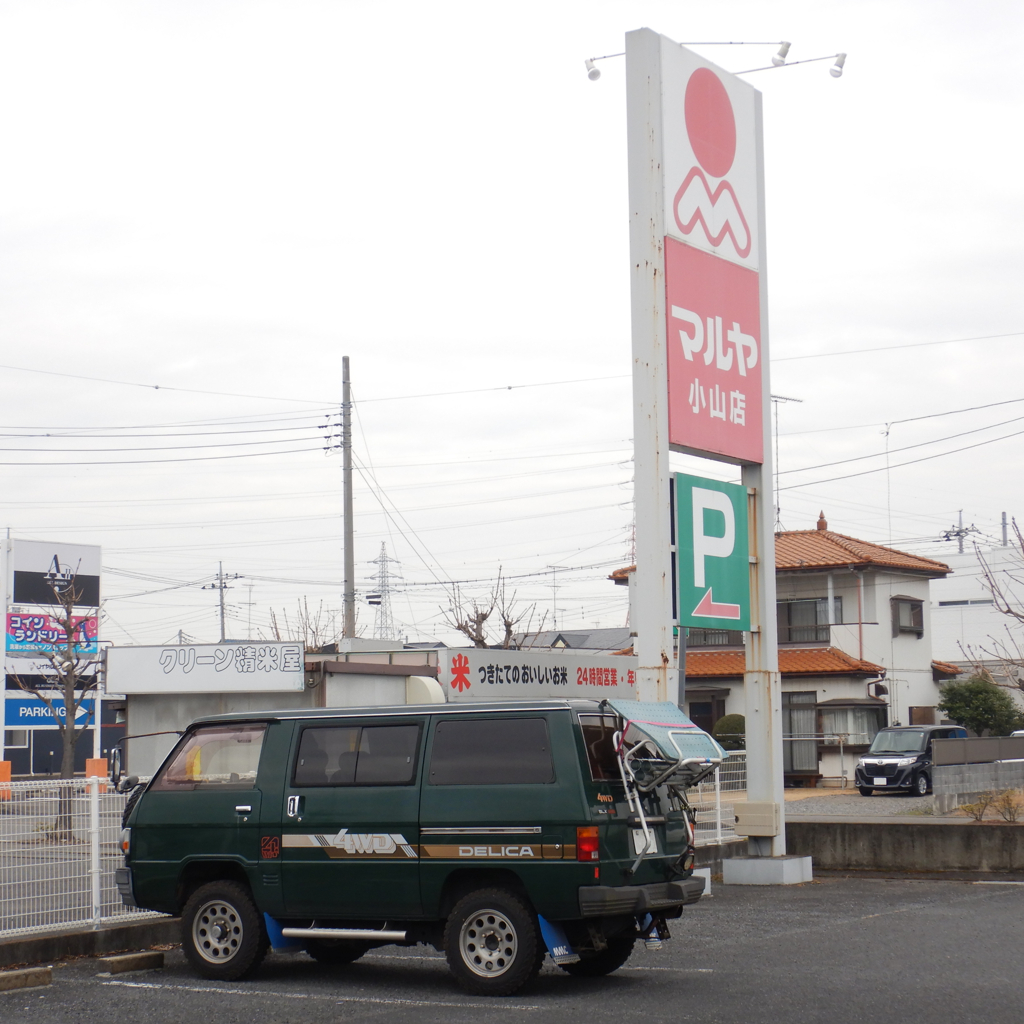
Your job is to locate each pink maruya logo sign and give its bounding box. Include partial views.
[664,60,763,464]
[672,68,751,258]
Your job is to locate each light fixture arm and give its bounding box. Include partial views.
[735,52,847,76]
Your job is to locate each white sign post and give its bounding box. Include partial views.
[626,28,784,858]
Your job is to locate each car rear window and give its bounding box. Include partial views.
[151,724,266,791]
[578,714,620,781]
[428,717,554,786]
[293,724,420,786]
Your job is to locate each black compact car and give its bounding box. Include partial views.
[855,725,968,796]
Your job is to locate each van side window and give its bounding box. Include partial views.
[428,718,554,786]
[578,714,620,781]
[293,725,420,787]
[151,724,266,791]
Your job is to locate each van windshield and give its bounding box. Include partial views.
[868,729,926,754]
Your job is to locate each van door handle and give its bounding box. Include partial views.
[286,795,301,818]
[235,805,252,813]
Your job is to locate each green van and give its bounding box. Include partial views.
[116,698,724,995]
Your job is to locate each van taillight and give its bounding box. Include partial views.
[577,826,599,861]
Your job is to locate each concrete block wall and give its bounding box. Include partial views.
[932,760,1024,814]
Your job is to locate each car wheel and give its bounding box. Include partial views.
[858,787,873,796]
[558,936,636,977]
[181,880,268,981]
[444,888,542,996]
[305,939,370,965]
[912,773,930,797]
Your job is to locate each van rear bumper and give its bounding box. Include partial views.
[578,877,704,917]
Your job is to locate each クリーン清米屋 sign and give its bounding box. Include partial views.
[675,472,750,631]
[659,43,765,465]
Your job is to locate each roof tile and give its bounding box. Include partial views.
[685,647,884,678]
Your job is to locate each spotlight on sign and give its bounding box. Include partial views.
[772,41,791,66]
[830,53,847,78]
[585,58,601,80]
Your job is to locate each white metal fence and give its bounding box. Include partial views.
[691,751,746,846]
[0,777,163,939]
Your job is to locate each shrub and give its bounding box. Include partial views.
[959,792,996,821]
[937,676,1024,736]
[992,789,1024,823]
[712,714,745,751]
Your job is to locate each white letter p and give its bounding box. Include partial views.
[692,488,735,587]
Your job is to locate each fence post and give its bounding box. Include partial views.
[89,776,101,927]
[714,765,723,845]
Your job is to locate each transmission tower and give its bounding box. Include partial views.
[366,543,402,641]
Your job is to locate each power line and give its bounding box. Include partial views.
[778,424,1024,491]
[779,411,1024,477]
[775,330,1024,363]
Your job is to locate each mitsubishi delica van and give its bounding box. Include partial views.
[116,699,724,996]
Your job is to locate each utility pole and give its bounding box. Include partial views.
[941,510,980,554]
[342,356,356,638]
[202,562,240,642]
[1002,511,1008,547]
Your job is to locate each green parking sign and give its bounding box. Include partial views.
[675,473,750,632]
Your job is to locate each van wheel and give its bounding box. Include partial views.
[181,881,268,980]
[558,936,636,977]
[444,888,542,996]
[912,773,930,797]
[858,787,873,796]
[305,939,370,965]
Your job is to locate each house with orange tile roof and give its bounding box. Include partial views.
[610,512,956,786]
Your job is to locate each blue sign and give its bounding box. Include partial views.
[4,698,95,728]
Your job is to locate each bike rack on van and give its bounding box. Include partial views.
[605,700,726,877]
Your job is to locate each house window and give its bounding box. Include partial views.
[819,705,886,746]
[891,597,924,637]
[777,598,842,643]
[782,692,818,772]
[686,628,744,647]
[4,730,28,748]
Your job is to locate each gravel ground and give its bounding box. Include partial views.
[783,789,944,816]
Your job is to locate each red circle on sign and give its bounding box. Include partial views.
[684,68,736,178]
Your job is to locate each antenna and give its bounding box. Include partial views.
[770,394,803,530]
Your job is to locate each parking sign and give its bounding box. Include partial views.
[675,473,749,631]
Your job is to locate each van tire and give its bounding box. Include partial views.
[444,888,542,996]
[912,773,930,797]
[558,936,636,977]
[858,787,873,796]
[181,880,268,981]
[305,939,370,965]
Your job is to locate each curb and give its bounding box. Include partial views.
[0,918,180,969]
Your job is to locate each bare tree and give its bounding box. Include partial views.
[969,519,1024,700]
[265,597,344,651]
[442,570,535,649]
[12,574,99,781]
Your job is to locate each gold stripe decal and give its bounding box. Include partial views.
[281,833,571,860]
[282,831,417,858]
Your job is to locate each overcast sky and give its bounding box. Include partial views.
[0,0,1021,647]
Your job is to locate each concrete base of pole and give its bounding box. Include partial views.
[722,855,813,885]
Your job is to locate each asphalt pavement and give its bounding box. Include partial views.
[3,877,1022,1024]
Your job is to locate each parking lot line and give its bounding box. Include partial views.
[100,979,540,1010]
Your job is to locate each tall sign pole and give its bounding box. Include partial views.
[626,28,784,856]
[342,356,356,639]
[627,29,675,705]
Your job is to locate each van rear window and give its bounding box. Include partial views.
[428,718,554,786]
[151,724,266,791]
[578,715,620,781]
[293,724,420,787]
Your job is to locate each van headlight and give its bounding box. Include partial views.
[896,757,917,767]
